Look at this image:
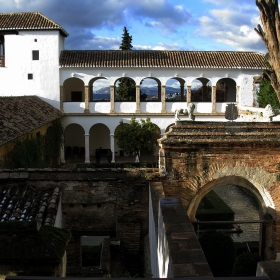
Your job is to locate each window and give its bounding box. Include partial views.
[32,50,39,60]
[28,73,33,80]
[71,91,82,102]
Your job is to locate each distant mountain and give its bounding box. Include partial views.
[93,86,182,96]
[94,87,110,95]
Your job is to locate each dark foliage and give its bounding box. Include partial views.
[232,252,261,277]
[119,26,133,50]
[199,230,236,277]
[3,119,64,168]
[116,77,136,101]
[257,78,280,109]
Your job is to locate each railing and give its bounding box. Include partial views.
[0,55,5,67]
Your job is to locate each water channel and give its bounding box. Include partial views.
[213,185,260,243]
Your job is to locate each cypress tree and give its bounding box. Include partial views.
[119,26,133,50]
[117,27,135,100]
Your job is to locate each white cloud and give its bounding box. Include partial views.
[0,0,267,51]
[198,6,266,52]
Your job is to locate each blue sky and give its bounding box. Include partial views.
[0,0,267,53]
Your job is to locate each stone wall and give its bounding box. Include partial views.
[158,121,280,260]
[0,169,149,276]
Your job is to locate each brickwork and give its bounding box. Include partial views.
[159,121,280,260]
[0,169,149,275]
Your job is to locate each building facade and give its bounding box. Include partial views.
[0,12,267,164]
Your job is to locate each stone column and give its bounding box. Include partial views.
[187,86,191,104]
[136,85,140,113]
[161,85,166,113]
[84,133,90,163]
[60,86,64,112]
[84,85,89,113]
[110,85,115,113]
[180,82,184,101]
[212,86,216,113]
[236,85,240,103]
[110,134,115,163]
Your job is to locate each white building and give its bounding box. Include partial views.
[0,12,267,164]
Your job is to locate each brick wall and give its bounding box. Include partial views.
[159,121,280,260]
[0,169,149,275]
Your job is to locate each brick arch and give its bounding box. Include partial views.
[158,121,280,260]
[187,172,275,222]
[186,172,279,260]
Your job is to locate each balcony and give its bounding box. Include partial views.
[0,55,4,67]
[63,101,230,114]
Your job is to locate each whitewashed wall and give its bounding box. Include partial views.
[0,30,64,109]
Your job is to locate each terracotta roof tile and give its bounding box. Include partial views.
[0,96,63,146]
[59,50,266,69]
[0,12,68,37]
[0,185,61,226]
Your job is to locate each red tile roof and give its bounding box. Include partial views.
[0,184,61,226]
[59,50,266,69]
[0,96,63,146]
[0,12,68,37]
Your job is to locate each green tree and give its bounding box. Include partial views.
[117,27,147,101]
[116,78,136,101]
[257,78,280,109]
[117,27,135,100]
[119,26,133,50]
[114,117,160,162]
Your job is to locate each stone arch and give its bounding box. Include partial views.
[140,77,161,101]
[89,77,110,101]
[89,123,110,158]
[165,78,186,101]
[187,174,273,222]
[186,172,277,260]
[63,77,85,102]
[64,123,85,158]
[191,78,212,102]
[115,77,136,101]
[216,78,236,102]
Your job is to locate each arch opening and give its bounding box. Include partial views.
[216,78,236,102]
[165,78,186,101]
[191,78,212,102]
[140,77,161,101]
[90,78,110,101]
[115,77,136,101]
[187,176,275,260]
[64,123,85,159]
[63,77,85,102]
[89,123,110,161]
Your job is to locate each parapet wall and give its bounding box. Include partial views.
[149,182,212,278]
